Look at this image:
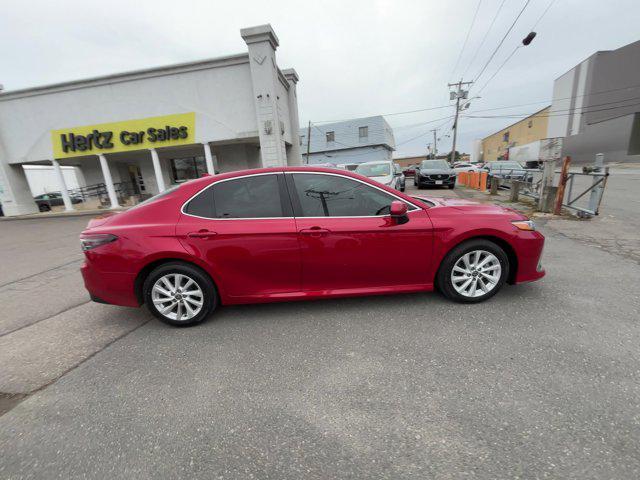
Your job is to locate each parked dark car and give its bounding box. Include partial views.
[34,192,83,212]
[414,160,456,189]
[483,161,528,189]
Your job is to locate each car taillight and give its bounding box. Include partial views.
[80,234,118,251]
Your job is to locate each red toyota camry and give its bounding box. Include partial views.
[80,167,545,326]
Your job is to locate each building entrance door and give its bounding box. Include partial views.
[128,165,146,195]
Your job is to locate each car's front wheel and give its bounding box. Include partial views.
[143,262,218,326]
[437,239,509,303]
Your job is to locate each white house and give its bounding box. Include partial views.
[300,116,395,165]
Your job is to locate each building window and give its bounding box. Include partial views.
[359,126,368,138]
[299,135,305,146]
[528,120,533,128]
[326,131,335,143]
[170,156,207,183]
[503,132,510,142]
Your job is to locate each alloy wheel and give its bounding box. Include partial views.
[450,250,502,298]
[151,273,204,321]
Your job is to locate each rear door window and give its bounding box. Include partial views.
[184,174,290,219]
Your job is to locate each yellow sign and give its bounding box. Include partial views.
[51,112,196,159]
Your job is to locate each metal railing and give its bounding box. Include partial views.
[491,157,610,217]
[561,168,610,217]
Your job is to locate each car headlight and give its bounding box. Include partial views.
[511,220,536,231]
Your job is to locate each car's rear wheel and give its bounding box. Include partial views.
[437,239,509,303]
[39,204,51,212]
[143,262,217,326]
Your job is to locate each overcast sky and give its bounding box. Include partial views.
[2,0,639,157]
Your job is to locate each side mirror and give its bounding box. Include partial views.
[390,200,408,218]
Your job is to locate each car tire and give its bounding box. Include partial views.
[143,262,218,327]
[38,204,51,212]
[437,239,509,303]
[448,184,455,189]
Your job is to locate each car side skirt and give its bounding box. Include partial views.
[220,283,434,305]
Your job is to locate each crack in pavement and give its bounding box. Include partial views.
[0,258,83,289]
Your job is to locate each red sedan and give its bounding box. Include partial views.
[80,167,545,326]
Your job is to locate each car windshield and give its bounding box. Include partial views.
[356,163,391,177]
[420,160,449,169]
[492,162,523,170]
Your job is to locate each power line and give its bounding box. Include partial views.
[475,45,521,94]
[461,0,507,78]
[531,0,557,30]
[471,82,640,113]
[311,82,640,128]
[464,98,640,119]
[473,0,558,96]
[473,0,532,84]
[312,104,453,124]
[449,0,483,82]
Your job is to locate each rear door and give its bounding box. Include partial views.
[176,173,301,298]
[286,172,434,292]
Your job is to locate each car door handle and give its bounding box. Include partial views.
[187,230,217,238]
[299,227,331,236]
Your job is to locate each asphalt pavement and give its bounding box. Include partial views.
[0,178,639,479]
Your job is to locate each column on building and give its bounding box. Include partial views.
[149,148,166,192]
[98,154,120,209]
[202,143,219,174]
[241,24,288,168]
[51,159,74,211]
[282,69,302,166]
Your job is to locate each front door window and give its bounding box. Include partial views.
[290,173,408,217]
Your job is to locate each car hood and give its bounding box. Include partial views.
[418,168,454,175]
[368,174,394,184]
[413,195,527,219]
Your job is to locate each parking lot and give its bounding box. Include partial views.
[1,173,640,479]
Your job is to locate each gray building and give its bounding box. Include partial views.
[300,116,395,165]
[547,39,640,164]
[0,24,302,216]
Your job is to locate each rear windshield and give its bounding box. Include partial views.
[356,163,391,177]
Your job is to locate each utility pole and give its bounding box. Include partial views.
[305,121,312,164]
[431,129,438,159]
[447,79,473,164]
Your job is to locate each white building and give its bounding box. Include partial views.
[0,24,302,216]
[300,116,395,165]
[23,165,84,196]
[547,39,640,164]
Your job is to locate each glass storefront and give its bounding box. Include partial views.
[170,156,207,183]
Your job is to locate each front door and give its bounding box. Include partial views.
[128,165,146,195]
[176,173,300,298]
[286,172,434,292]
